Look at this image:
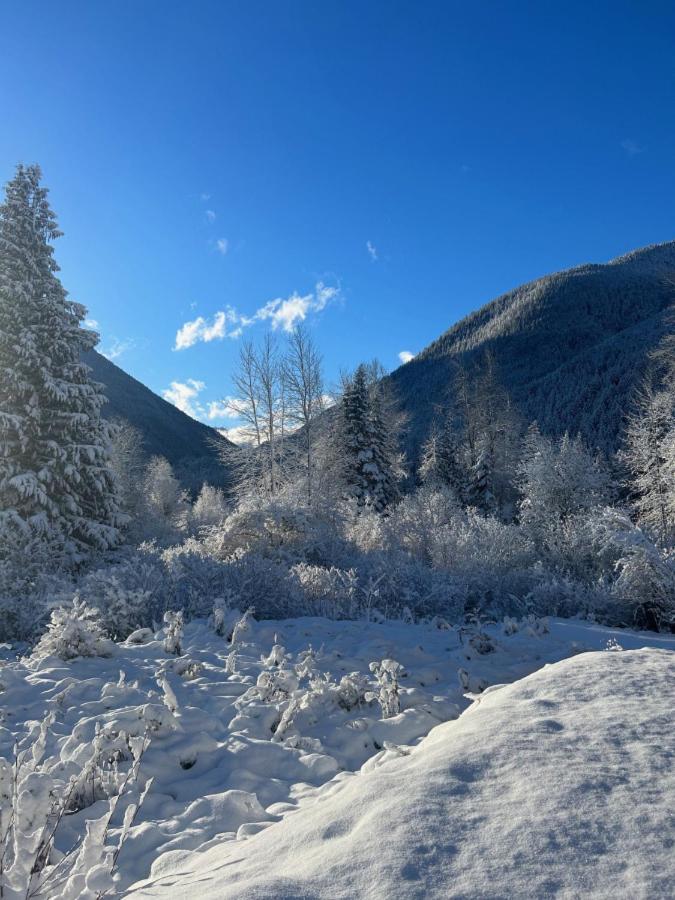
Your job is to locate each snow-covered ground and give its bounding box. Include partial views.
[1,614,673,897]
[128,646,675,899]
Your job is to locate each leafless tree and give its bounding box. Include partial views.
[283,324,324,503]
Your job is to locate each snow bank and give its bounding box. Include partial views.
[127,648,675,899]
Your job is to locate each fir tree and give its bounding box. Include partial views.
[0,164,121,560]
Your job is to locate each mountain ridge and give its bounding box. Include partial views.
[83,349,233,493]
[389,239,675,459]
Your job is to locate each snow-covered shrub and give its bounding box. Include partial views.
[191,483,228,532]
[82,574,151,640]
[163,610,184,655]
[0,714,150,899]
[230,606,255,647]
[367,659,402,719]
[160,540,232,619]
[384,484,459,563]
[288,564,359,618]
[612,544,675,631]
[366,554,467,621]
[141,455,191,541]
[344,502,385,553]
[336,672,370,711]
[32,597,114,661]
[205,498,351,569]
[81,548,167,628]
[417,509,535,616]
[214,552,295,619]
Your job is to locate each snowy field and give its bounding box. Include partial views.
[1,613,673,898]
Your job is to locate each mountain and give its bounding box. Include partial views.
[389,240,675,460]
[83,350,234,493]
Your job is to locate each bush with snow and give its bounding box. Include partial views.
[32,597,114,661]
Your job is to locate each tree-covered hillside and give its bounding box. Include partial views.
[391,241,675,460]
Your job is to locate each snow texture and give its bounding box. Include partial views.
[127,645,675,899]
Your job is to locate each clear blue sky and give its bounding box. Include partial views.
[2,1,674,434]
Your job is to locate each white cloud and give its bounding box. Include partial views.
[205,209,216,223]
[174,282,340,349]
[621,138,644,157]
[162,379,206,418]
[256,282,339,332]
[163,381,251,425]
[206,397,245,420]
[366,240,378,261]
[101,338,134,361]
[174,308,239,350]
[398,350,415,364]
[85,318,99,329]
[216,238,229,255]
[220,425,255,446]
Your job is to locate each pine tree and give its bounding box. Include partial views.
[0,164,121,559]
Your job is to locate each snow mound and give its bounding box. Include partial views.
[127,648,675,899]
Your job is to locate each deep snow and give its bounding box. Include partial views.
[127,647,675,899]
[0,615,673,897]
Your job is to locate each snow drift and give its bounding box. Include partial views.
[128,648,675,899]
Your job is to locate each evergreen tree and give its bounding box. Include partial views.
[0,164,121,559]
[419,416,465,500]
[341,364,401,512]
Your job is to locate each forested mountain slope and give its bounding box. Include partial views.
[83,349,233,492]
[391,240,675,459]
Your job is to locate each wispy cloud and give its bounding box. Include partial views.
[85,318,99,330]
[174,281,340,350]
[366,240,378,262]
[621,138,645,157]
[101,338,134,361]
[398,350,415,364]
[205,209,216,223]
[216,238,229,255]
[200,192,211,201]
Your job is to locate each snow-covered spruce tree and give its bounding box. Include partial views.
[0,164,121,562]
[420,415,466,499]
[454,352,522,518]
[340,364,401,512]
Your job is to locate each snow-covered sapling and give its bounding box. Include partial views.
[163,610,184,655]
[367,659,402,718]
[32,596,114,661]
[230,606,255,647]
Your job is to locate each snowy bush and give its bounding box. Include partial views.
[613,544,675,631]
[191,483,228,531]
[367,659,402,719]
[160,540,232,619]
[289,564,359,618]
[32,597,114,661]
[163,610,184,655]
[82,574,151,640]
[0,714,150,899]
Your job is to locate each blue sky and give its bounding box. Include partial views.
[2,1,674,436]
